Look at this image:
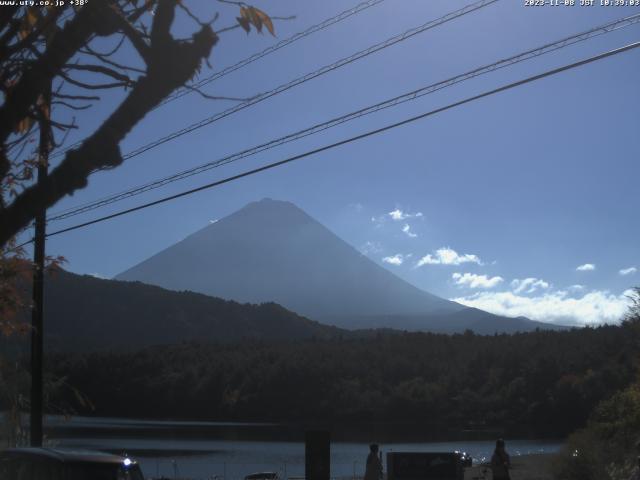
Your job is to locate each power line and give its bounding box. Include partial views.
[162,0,387,106]
[49,0,498,164]
[35,40,639,243]
[47,12,640,222]
[51,0,386,158]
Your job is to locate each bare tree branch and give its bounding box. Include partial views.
[182,83,257,102]
[53,92,100,101]
[0,2,115,145]
[51,100,92,111]
[58,70,131,91]
[63,63,134,85]
[110,10,152,64]
[80,43,145,74]
[81,33,126,58]
[0,0,218,246]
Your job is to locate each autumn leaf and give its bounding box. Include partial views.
[236,15,250,34]
[15,116,33,134]
[26,8,40,27]
[19,8,40,40]
[253,7,275,36]
[237,6,275,36]
[246,7,263,33]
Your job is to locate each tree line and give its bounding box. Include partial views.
[40,317,640,438]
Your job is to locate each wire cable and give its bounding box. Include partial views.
[49,0,498,164]
[46,12,640,222]
[34,40,639,242]
[163,0,387,106]
[50,0,387,158]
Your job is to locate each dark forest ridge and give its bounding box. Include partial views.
[38,269,342,352]
[116,198,562,332]
[21,268,561,353]
[46,320,639,437]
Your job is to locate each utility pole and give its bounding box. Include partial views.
[30,82,51,447]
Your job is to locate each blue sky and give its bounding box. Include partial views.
[23,0,640,326]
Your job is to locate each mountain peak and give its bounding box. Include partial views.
[238,197,306,215]
[203,198,312,234]
[116,200,465,327]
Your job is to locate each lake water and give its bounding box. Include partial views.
[44,416,563,480]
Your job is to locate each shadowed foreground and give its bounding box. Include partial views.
[474,454,554,480]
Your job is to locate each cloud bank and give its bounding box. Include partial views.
[388,209,423,221]
[382,254,408,266]
[576,263,596,271]
[511,278,550,294]
[452,272,503,289]
[417,247,483,267]
[452,289,633,326]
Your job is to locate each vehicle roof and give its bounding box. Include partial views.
[1,447,136,465]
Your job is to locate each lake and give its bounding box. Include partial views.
[44,416,563,480]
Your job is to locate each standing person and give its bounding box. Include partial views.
[364,444,383,480]
[491,439,511,480]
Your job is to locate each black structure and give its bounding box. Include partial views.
[30,87,50,447]
[386,452,465,480]
[305,431,330,480]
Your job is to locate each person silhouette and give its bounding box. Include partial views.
[364,444,383,480]
[490,439,511,480]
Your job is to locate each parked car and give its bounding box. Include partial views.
[386,451,468,480]
[0,447,145,480]
[244,472,279,480]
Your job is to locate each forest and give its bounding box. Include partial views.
[41,316,640,438]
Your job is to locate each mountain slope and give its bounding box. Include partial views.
[39,269,343,351]
[117,198,465,328]
[115,199,560,332]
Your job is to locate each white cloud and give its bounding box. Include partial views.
[569,284,585,292]
[452,272,503,289]
[416,247,483,267]
[619,267,637,276]
[511,277,550,294]
[89,272,108,279]
[388,208,423,221]
[451,289,633,326]
[382,254,410,266]
[209,219,218,224]
[576,263,596,271]
[361,241,383,255]
[402,224,418,238]
[372,208,423,224]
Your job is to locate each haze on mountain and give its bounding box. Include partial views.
[6,266,553,354]
[116,198,560,333]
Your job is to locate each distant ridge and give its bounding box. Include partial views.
[116,198,560,333]
[39,269,343,352]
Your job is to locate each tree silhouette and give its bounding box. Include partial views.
[0,0,276,333]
